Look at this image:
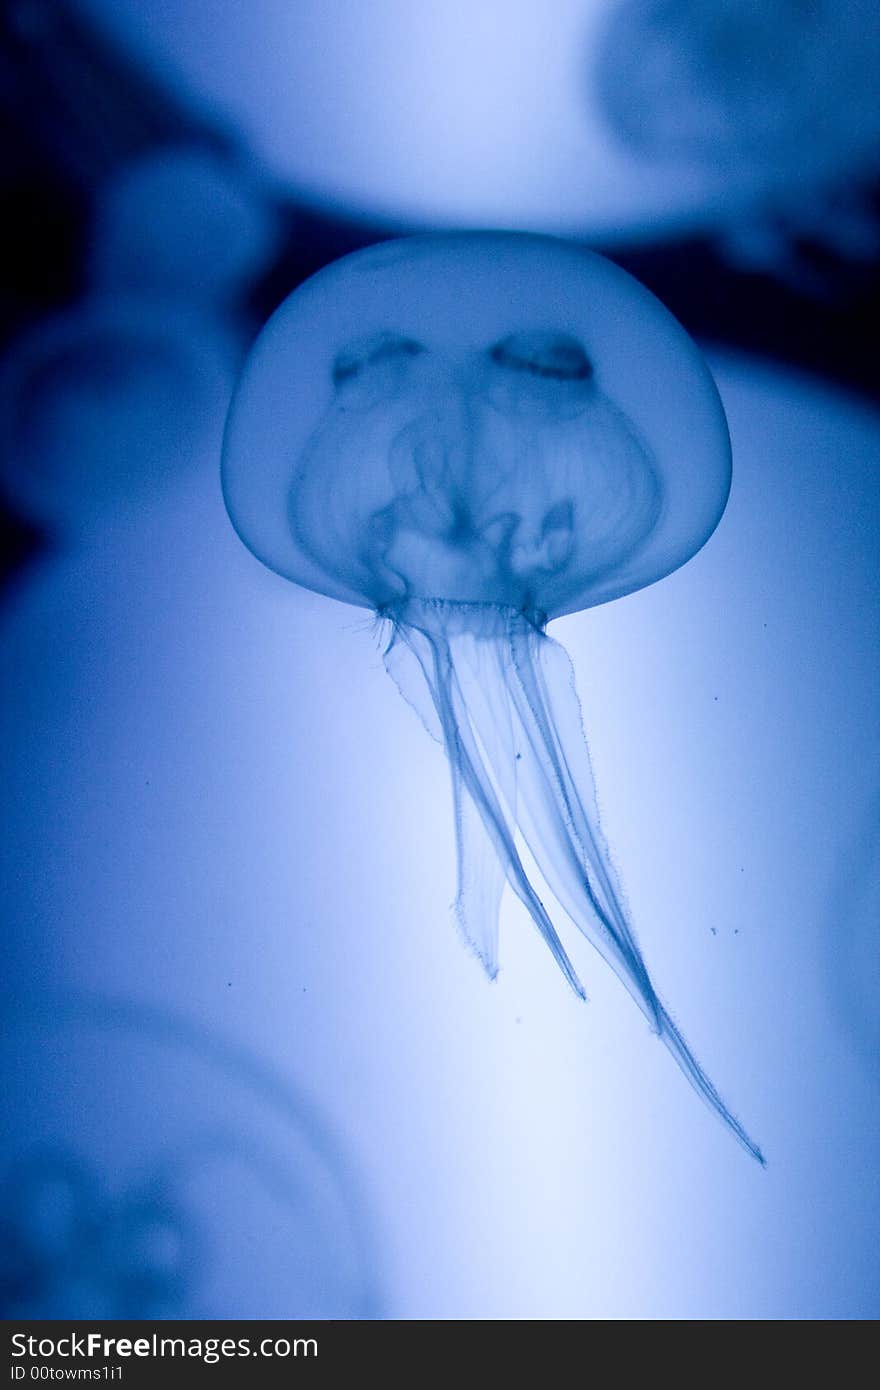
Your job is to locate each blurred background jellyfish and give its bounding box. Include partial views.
[0,0,284,548]
[0,1148,197,1318]
[70,0,685,237]
[87,145,280,312]
[0,995,379,1318]
[0,296,234,538]
[593,0,880,289]
[0,123,287,542]
[223,232,764,1162]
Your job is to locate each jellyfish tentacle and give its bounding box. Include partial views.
[501,618,765,1164]
[392,604,764,1164]
[654,1001,766,1166]
[448,745,506,979]
[382,625,443,744]
[505,622,660,1017]
[428,624,587,999]
[384,621,506,970]
[442,625,515,978]
[393,615,587,1000]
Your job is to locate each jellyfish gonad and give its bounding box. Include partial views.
[222,233,764,1163]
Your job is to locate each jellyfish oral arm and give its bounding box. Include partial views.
[386,603,765,1166]
[386,613,586,998]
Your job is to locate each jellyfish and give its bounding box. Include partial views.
[0,996,379,1317]
[0,137,281,540]
[0,297,235,538]
[88,146,280,311]
[592,0,880,290]
[222,232,764,1163]
[0,1150,103,1317]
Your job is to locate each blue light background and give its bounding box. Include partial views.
[1,0,878,1320]
[2,351,878,1317]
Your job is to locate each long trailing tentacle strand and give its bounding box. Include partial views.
[504,616,764,1164]
[506,624,660,1016]
[464,619,660,1023]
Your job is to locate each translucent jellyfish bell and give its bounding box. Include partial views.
[223,232,763,1163]
[224,234,730,616]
